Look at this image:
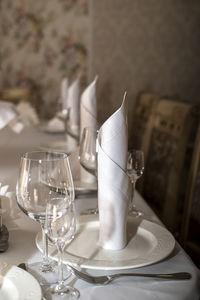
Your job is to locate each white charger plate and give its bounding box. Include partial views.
[0,263,42,300]
[36,215,175,270]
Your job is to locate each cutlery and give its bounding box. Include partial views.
[68,265,192,285]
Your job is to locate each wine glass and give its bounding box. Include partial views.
[79,127,98,177]
[126,149,144,217]
[45,197,79,298]
[16,151,73,279]
[79,127,98,214]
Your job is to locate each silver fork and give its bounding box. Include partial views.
[68,265,191,285]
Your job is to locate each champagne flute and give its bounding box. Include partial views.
[79,127,98,214]
[45,197,79,297]
[16,151,73,278]
[127,149,144,217]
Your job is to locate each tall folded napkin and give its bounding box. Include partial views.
[65,78,80,149]
[80,76,98,183]
[60,77,68,110]
[98,95,129,250]
[67,78,80,129]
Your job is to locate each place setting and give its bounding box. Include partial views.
[0,89,196,300]
[36,94,176,274]
[6,93,191,300]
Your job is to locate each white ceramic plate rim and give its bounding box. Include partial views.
[41,179,97,197]
[0,263,42,300]
[36,215,175,271]
[74,180,97,192]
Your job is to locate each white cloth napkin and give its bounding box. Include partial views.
[16,102,39,126]
[0,101,17,130]
[98,95,129,250]
[65,78,80,149]
[80,77,98,183]
[8,117,24,134]
[67,78,80,128]
[45,117,65,132]
[60,77,68,110]
[0,183,13,228]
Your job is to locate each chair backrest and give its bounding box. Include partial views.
[0,87,32,103]
[142,98,195,233]
[130,92,160,157]
[180,122,200,266]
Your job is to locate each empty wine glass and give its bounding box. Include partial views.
[127,149,144,217]
[79,127,98,177]
[45,197,79,298]
[16,151,73,279]
[79,127,98,214]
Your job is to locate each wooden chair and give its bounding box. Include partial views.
[0,87,32,103]
[130,92,160,154]
[141,98,196,234]
[130,92,160,194]
[180,123,200,267]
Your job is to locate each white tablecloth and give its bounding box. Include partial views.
[0,126,200,300]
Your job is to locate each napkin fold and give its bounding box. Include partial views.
[60,77,68,111]
[0,101,17,130]
[65,78,80,149]
[98,94,129,250]
[80,76,98,183]
[16,102,39,126]
[44,117,65,132]
[67,78,80,129]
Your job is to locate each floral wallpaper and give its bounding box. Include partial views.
[0,0,89,118]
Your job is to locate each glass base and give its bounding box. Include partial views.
[46,283,80,299]
[25,261,71,286]
[40,259,56,273]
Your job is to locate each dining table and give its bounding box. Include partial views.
[0,124,200,300]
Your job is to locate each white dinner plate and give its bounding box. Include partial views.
[0,263,42,300]
[36,215,175,270]
[41,179,97,197]
[74,180,97,196]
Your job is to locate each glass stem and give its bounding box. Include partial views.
[57,243,64,286]
[130,179,136,211]
[41,226,49,267]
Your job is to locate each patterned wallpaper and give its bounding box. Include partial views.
[89,0,200,144]
[1,0,200,124]
[0,0,89,118]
